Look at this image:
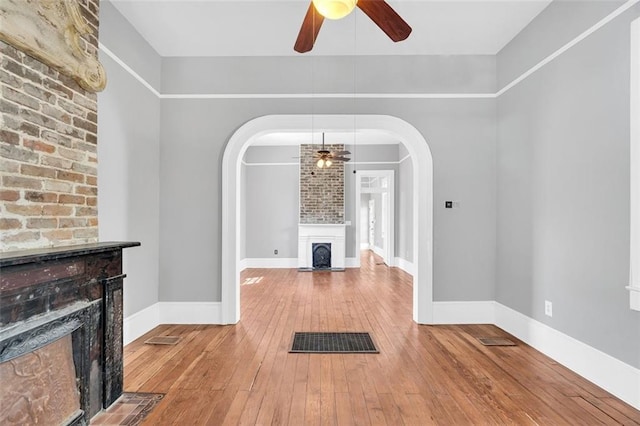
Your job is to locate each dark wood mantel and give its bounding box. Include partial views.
[0,241,140,422]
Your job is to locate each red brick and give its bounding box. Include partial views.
[85,175,97,186]
[59,194,85,205]
[26,218,58,229]
[23,138,56,153]
[25,191,58,203]
[86,196,97,206]
[0,218,22,230]
[42,229,73,241]
[75,206,97,217]
[59,218,87,228]
[5,204,43,216]
[75,185,97,196]
[21,164,57,179]
[0,129,20,145]
[3,175,42,190]
[42,205,73,216]
[3,231,40,243]
[0,190,20,201]
[56,170,84,183]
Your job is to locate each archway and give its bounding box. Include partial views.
[221,115,433,324]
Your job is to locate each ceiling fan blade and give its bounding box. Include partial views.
[356,0,412,42]
[294,2,325,53]
[332,150,351,156]
[332,157,351,162]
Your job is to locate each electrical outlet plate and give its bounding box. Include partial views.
[544,300,553,317]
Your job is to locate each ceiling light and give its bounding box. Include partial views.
[317,158,325,168]
[325,159,332,167]
[312,0,357,20]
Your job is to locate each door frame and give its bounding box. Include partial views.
[222,114,434,324]
[355,170,395,267]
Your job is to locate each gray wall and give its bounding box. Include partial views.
[496,4,640,368]
[158,94,497,302]
[243,146,299,259]
[98,4,161,317]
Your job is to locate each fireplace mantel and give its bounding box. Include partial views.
[298,224,346,271]
[0,241,140,422]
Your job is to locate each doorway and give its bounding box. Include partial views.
[355,170,395,267]
[222,114,434,324]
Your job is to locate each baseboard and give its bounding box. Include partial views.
[159,302,222,324]
[494,303,640,410]
[123,303,160,345]
[432,301,496,324]
[372,245,384,258]
[242,258,298,268]
[346,257,360,268]
[394,257,414,276]
[360,243,369,250]
[239,258,248,271]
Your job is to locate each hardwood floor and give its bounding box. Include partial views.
[123,251,640,425]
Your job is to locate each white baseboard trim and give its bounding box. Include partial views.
[360,243,370,250]
[239,258,248,271]
[394,257,414,276]
[242,258,298,268]
[432,301,496,324]
[494,303,640,410]
[372,245,384,258]
[123,303,160,346]
[346,257,360,268]
[159,302,223,324]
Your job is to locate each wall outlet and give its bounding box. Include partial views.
[274,249,278,255]
[544,300,553,317]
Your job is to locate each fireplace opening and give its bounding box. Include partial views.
[312,243,332,270]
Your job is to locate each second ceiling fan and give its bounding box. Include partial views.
[294,0,412,53]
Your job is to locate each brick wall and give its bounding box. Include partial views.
[0,0,100,251]
[299,144,345,224]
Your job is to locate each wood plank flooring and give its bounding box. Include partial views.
[122,251,640,425]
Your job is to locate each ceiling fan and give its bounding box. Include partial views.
[314,133,351,168]
[294,0,412,53]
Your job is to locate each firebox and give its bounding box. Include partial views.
[312,243,332,270]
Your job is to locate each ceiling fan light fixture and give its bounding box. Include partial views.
[317,158,325,168]
[312,0,357,20]
[325,159,332,167]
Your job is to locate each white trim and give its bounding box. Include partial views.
[398,154,411,164]
[160,92,496,100]
[630,17,640,311]
[222,115,434,325]
[242,258,298,268]
[123,303,160,346]
[101,2,637,101]
[159,302,222,324]
[98,42,161,97]
[345,257,360,268]
[238,258,248,271]
[243,162,299,167]
[495,303,640,410]
[432,301,496,324]
[345,160,404,166]
[497,0,640,96]
[394,257,415,276]
[372,245,385,258]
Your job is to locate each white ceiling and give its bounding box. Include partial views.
[109,0,552,57]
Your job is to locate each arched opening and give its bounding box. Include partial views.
[221,115,433,324]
